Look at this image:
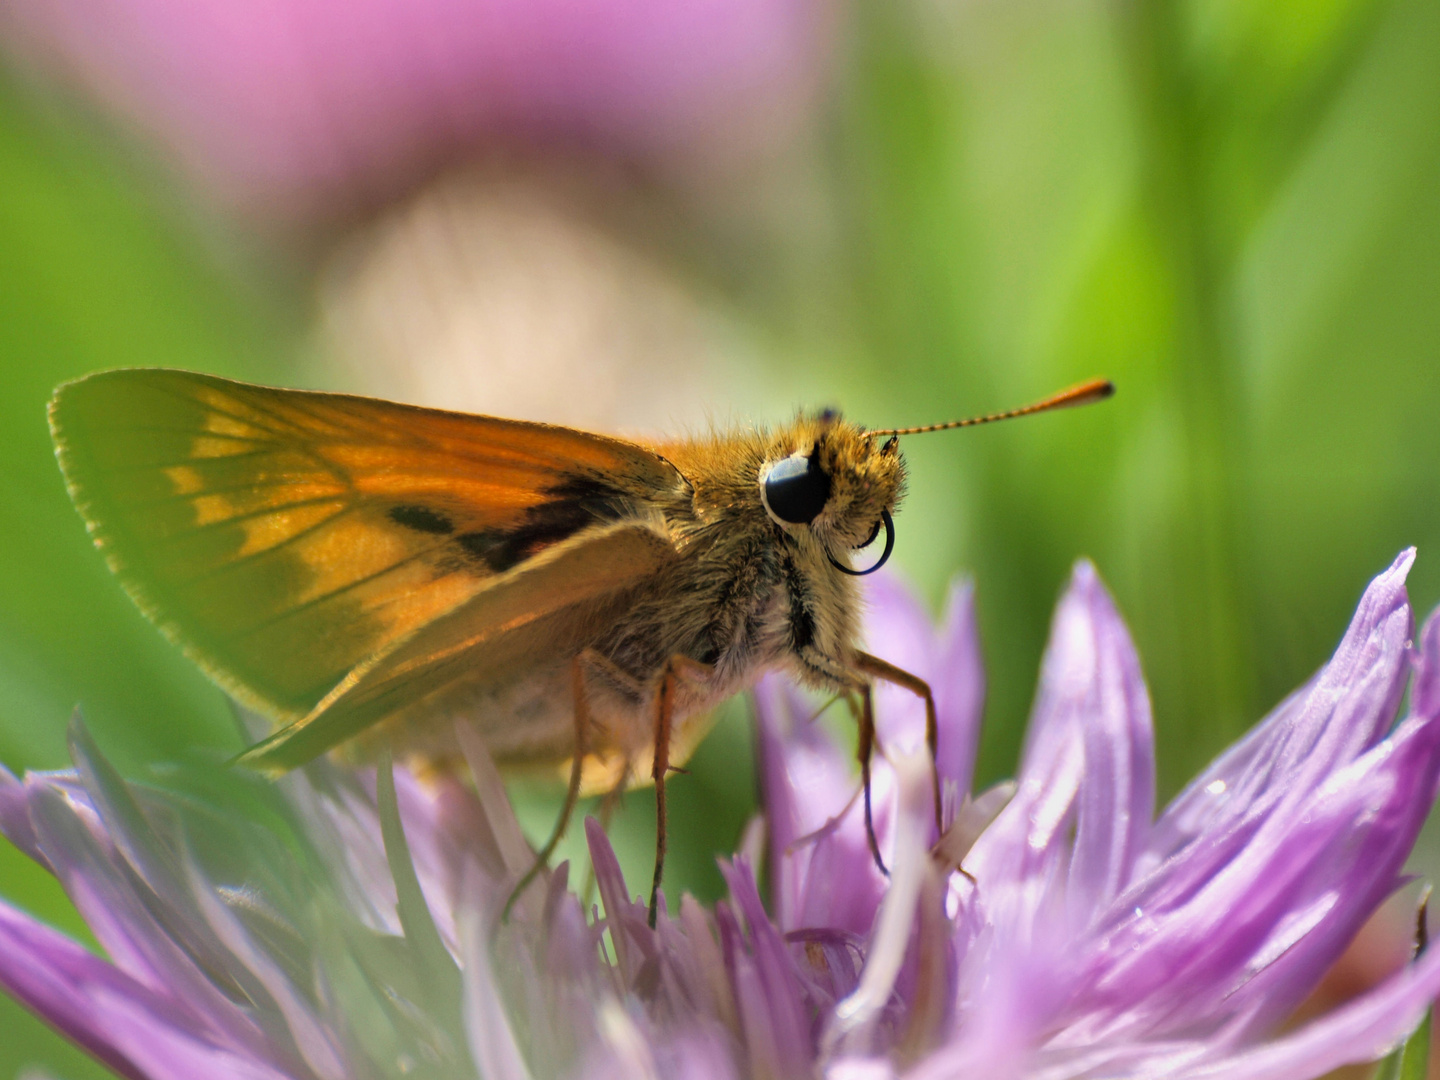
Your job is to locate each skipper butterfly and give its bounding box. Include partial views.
[50,369,1112,922]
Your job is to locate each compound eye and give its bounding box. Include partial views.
[761,447,832,525]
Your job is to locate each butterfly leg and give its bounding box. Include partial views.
[503,652,601,920]
[852,651,943,835]
[857,682,888,875]
[648,654,714,928]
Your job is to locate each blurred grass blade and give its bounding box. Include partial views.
[1374,1007,1431,1080]
[1376,891,1433,1080]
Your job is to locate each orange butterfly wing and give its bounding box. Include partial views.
[236,520,676,771]
[50,368,686,728]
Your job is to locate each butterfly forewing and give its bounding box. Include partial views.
[50,369,685,726]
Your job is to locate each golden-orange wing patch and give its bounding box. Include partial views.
[237,521,677,771]
[49,369,685,722]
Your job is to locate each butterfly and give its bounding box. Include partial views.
[50,367,1112,923]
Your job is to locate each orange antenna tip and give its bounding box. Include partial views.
[868,377,1115,438]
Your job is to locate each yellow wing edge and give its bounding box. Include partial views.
[49,376,316,724]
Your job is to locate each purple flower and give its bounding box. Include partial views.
[758,551,1440,1075]
[0,714,751,1079]
[0,0,824,221]
[4,551,1440,1079]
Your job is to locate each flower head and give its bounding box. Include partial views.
[4,551,1440,1079]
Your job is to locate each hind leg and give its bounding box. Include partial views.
[503,648,643,919]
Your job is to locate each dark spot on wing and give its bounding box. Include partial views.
[547,476,639,520]
[389,505,454,534]
[454,476,632,573]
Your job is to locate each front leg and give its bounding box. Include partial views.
[852,650,943,835]
[648,654,715,928]
[794,644,868,693]
[856,682,886,875]
[789,646,897,871]
[786,647,942,875]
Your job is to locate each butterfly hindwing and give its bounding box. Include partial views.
[50,368,685,725]
[236,521,676,771]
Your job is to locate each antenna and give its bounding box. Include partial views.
[867,378,1114,438]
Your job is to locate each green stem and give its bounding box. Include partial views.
[1119,0,1256,775]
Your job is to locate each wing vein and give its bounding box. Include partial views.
[167,513,365,593]
[222,541,468,641]
[145,380,305,441]
[111,478,346,509]
[153,494,354,542]
[88,449,301,475]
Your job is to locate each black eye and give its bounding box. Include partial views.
[762,448,831,525]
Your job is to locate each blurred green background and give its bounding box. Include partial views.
[4,0,1440,1074]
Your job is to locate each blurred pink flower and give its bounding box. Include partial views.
[0,0,824,222]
